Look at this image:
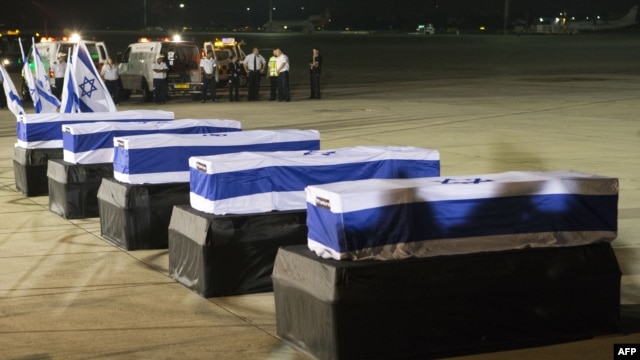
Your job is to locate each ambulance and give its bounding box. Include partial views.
[202,37,248,87]
[118,38,201,101]
[21,35,109,100]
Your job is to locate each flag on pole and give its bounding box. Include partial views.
[60,48,79,113]
[72,41,116,112]
[0,65,26,117]
[33,38,60,112]
[19,38,41,113]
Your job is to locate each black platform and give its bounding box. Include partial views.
[97,177,190,250]
[168,205,308,298]
[273,243,622,360]
[13,147,63,197]
[47,159,114,219]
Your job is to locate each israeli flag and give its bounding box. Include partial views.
[0,64,25,117]
[33,39,60,113]
[19,38,41,113]
[72,41,116,112]
[60,48,79,113]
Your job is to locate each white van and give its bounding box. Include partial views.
[118,40,202,101]
[22,38,109,99]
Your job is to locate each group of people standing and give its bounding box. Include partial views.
[234,46,294,102]
[201,46,322,103]
[33,45,323,107]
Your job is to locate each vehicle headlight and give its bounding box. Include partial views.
[1,58,9,66]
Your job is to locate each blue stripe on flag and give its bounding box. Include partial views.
[307,194,618,253]
[64,126,242,153]
[114,140,321,175]
[190,160,441,201]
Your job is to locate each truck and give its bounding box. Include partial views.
[118,39,201,101]
[202,37,248,88]
[22,36,109,101]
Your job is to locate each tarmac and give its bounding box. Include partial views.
[1,32,640,359]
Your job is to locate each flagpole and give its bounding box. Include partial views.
[144,0,147,29]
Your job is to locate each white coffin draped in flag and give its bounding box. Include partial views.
[112,129,321,184]
[16,110,175,148]
[33,39,60,113]
[0,64,25,117]
[60,48,79,113]
[63,119,242,164]
[72,41,116,112]
[189,146,441,215]
[306,171,619,261]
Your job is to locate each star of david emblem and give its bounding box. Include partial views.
[79,76,98,98]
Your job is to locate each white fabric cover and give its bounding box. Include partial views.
[62,119,241,164]
[305,171,619,260]
[189,146,441,214]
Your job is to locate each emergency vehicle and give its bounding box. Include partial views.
[118,38,201,101]
[0,29,24,71]
[202,37,248,87]
[21,35,109,101]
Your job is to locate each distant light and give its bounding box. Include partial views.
[284,25,288,30]
[70,33,81,42]
[273,7,276,10]
[539,17,544,22]
[173,34,182,41]
[479,26,486,31]
[246,7,250,11]
[179,3,184,8]
[2,59,10,66]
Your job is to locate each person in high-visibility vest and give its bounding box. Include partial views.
[268,49,278,101]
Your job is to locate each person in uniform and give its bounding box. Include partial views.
[268,49,279,101]
[309,47,322,99]
[100,56,120,105]
[199,50,218,103]
[227,54,241,102]
[50,53,67,100]
[243,47,266,101]
[151,54,169,104]
[275,48,290,102]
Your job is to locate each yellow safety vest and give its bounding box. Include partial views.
[268,56,278,77]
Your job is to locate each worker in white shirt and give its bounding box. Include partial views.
[243,47,266,101]
[199,50,218,103]
[275,48,290,102]
[50,53,67,99]
[100,56,120,105]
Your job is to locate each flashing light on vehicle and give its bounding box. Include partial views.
[172,34,181,41]
[221,37,235,45]
[139,37,151,42]
[2,58,10,66]
[7,29,20,36]
[69,33,81,42]
[41,36,56,42]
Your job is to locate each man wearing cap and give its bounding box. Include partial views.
[152,54,169,104]
[51,53,67,99]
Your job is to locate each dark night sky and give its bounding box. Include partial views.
[1,0,637,31]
